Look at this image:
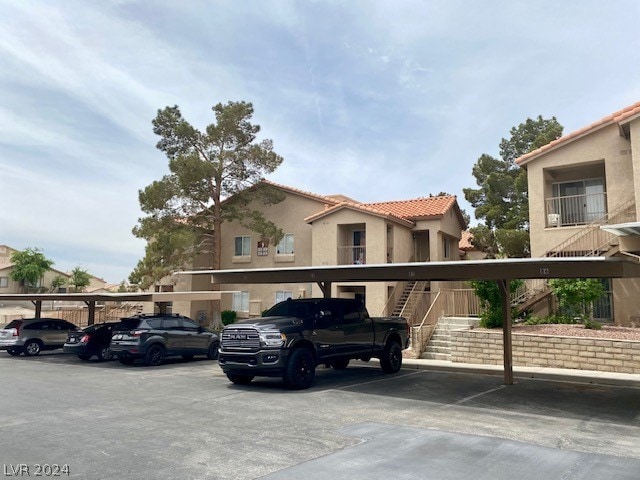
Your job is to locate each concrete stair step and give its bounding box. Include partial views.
[423,346,451,354]
[420,352,451,360]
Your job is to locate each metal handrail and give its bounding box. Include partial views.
[545,198,635,257]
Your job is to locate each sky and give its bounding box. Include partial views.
[1,0,640,284]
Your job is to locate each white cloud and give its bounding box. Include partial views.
[2,0,640,282]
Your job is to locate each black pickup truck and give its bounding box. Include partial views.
[218,298,408,389]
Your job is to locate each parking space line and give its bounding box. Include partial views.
[440,384,506,409]
[334,370,424,390]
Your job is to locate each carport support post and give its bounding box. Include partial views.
[84,301,96,326]
[31,300,42,318]
[318,281,332,298]
[497,279,514,385]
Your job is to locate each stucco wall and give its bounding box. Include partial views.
[631,118,640,219]
[525,123,634,257]
[450,330,640,374]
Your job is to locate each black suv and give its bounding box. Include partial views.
[64,322,120,361]
[110,314,220,366]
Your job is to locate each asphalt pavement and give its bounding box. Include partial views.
[1,352,639,480]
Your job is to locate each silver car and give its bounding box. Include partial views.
[0,318,80,356]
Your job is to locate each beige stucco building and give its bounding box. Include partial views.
[176,181,468,323]
[516,100,640,325]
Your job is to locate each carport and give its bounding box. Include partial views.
[0,291,223,325]
[177,256,640,386]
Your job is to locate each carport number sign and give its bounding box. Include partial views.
[540,268,550,276]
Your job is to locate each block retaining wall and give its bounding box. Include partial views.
[450,330,640,374]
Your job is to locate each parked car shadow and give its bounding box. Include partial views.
[0,350,218,369]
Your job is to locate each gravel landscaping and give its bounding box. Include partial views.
[510,324,640,341]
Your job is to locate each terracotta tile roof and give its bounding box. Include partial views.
[459,230,475,250]
[304,201,415,227]
[366,196,457,220]
[516,100,640,166]
[262,180,463,228]
[261,179,341,206]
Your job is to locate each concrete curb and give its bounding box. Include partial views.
[401,358,640,388]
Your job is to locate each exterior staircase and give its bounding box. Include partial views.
[392,280,430,325]
[512,199,635,315]
[420,317,479,360]
[392,281,416,317]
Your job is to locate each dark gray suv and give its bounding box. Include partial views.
[110,314,220,366]
[0,318,80,356]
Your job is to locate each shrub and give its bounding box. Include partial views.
[471,279,523,329]
[583,319,602,330]
[524,314,577,325]
[549,278,605,322]
[221,310,237,326]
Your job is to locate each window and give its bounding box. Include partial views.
[232,291,249,312]
[275,291,293,304]
[0,277,7,288]
[234,236,251,256]
[145,318,163,329]
[342,300,364,323]
[162,318,181,330]
[179,318,200,332]
[443,237,451,259]
[551,178,606,225]
[276,234,294,254]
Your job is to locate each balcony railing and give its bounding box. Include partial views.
[545,192,607,227]
[337,246,366,265]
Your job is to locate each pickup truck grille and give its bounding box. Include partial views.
[221,327,260,351]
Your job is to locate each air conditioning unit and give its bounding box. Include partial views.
[547,213,560,227]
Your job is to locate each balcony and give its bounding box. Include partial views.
[545,192,607,227]
[338,245,366,265]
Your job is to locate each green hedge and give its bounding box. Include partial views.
[221,310,237,326]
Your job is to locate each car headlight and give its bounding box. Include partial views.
[259,331,286,347]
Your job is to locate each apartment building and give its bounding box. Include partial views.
[174,181,468,322]
[516,100,640,325]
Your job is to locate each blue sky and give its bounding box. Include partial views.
[1,1,640,284]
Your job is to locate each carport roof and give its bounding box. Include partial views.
[0,291,224,303]
[176,256,640,284]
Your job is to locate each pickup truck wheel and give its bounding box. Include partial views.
[144,345,165,366]
[380,341,402,374]
[227,373,254,385]
[283,348,315,389]
[331,358,350,369]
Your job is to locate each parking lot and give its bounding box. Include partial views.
[1,352,639,479]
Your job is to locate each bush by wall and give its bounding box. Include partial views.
[221,310,237,326]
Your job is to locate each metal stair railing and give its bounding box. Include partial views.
[409,291,444,357]
[379,280,409,317]
[399,281,430,323]
[545,198,635,257]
